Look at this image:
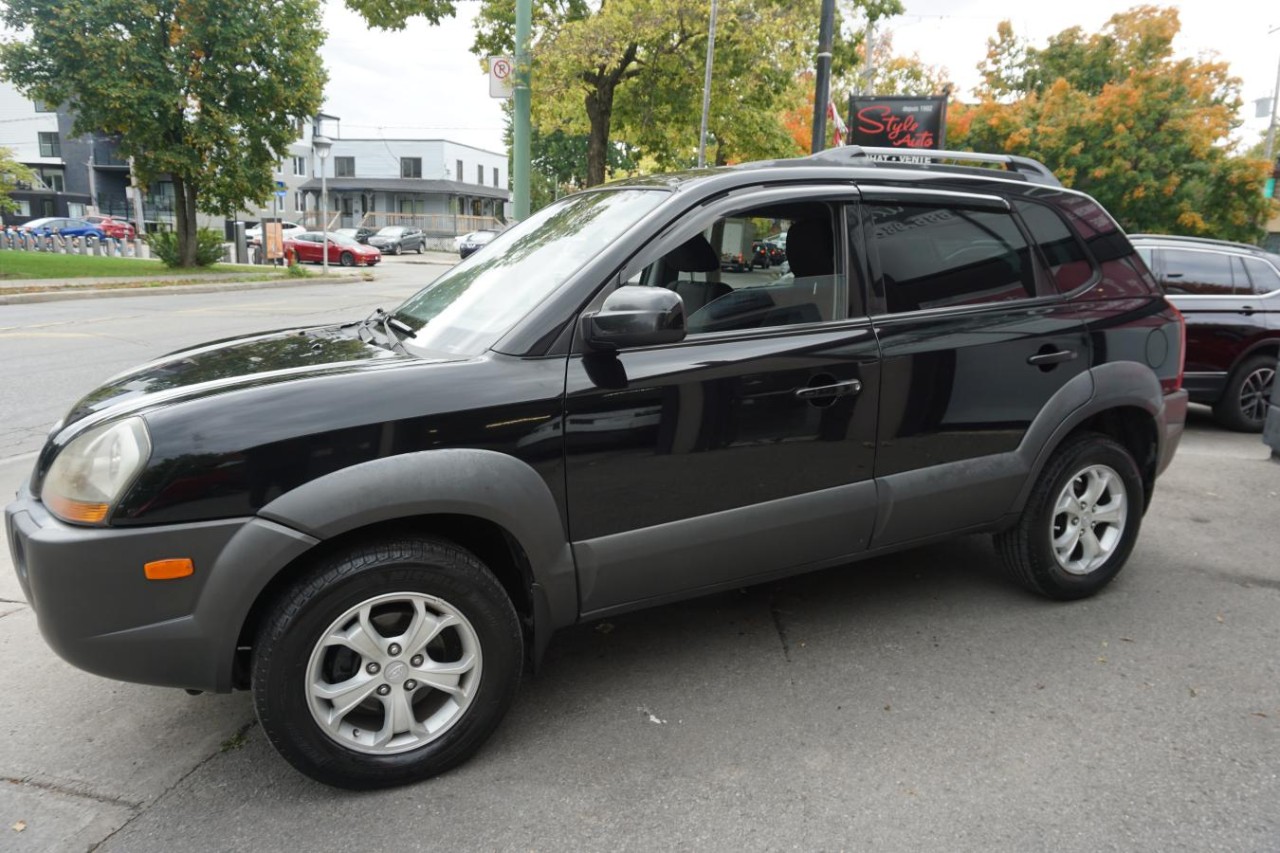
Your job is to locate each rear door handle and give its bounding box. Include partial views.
[795,379,862,400]
[1027,349,1077,366]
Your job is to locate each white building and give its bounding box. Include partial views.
[295,131,509,236]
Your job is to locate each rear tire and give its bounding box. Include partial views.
[252,537,522,790]
[1213,354,1275,433]
[994,432,1143,600]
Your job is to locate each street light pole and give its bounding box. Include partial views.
[810,0,836,154]
[313,134,332,273]
[697,0,718,168]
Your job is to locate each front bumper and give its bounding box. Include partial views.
[5,483,318,692]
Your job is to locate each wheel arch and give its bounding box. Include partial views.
[228,449,578,688]
[1012,362,1163,517]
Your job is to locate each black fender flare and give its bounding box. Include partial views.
[1010,361,1164,515]
[256,448,579,659]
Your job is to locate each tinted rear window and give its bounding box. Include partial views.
[1013,200,1095,293]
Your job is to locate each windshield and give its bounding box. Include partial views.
[393,188,668,356]
[377,227,405,236]
[327,233,359,246]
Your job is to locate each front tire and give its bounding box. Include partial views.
[1213,354,1275,433]
[393,243,403,255]
[252,537,523,789]
[994,432,1143,600]
[339,251,355,267]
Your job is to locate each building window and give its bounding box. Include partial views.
[493,167,499,187]
[398,198,426,214]
[456,159,463,181]
[275,159,284,175]
[15,199,31,217]
[38,167,65,192]
[38,132,60,158]
[33,100,54,113]
[293,156,307,177]
[68,202,86,217]
[401,157,422,179]
[334,156,355,178]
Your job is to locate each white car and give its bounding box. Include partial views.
[245,220,306,244]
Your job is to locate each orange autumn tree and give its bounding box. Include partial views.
[950,7,1274,242]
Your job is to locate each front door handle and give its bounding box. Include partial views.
[1027,349,1077,366]
[1238,305,1255,316]
[795,379,862,400]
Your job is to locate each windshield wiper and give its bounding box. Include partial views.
[356,308,413,353]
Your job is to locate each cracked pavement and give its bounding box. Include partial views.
[2,270,1279,851]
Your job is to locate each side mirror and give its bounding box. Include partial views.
[582,285,686,351]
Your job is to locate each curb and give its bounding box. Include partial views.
[0,275,363,305]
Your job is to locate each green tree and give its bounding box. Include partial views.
[953,6,1272,242]
[0,0,327,266]
[0,147,35,214]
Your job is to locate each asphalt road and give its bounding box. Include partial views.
[1,266,1278,851]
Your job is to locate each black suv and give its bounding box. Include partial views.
[1130,234,1279,431]
[5,147,1188,789]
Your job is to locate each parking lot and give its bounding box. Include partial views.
[1,275,1278,851]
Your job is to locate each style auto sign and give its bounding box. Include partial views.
[848,96,948,151]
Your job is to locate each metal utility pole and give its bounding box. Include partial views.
[1266,30,1280,164]
[513,0,532,220]
[697,0,719,168]
[860,19,876,95]
[810,0,836,153]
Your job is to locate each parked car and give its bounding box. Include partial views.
[750,241,770,269]
[367,226,426,255]
[245,220,306,245]
[5,146,1187,791]
[19,217,107,240]
[83,215,136,240]
[458,228,498,258]
[333,227,377,244]
[285,232,381,267]
[1130,234,1279,431]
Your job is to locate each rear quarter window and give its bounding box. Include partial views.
[1012,200,1096,293]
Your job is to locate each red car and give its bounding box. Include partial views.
[285,231,381,266]
[84,215,136,240]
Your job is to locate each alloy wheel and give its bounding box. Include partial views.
[1050,464,1128,575]
[1238,365,1275,427]
[305,592,482,755]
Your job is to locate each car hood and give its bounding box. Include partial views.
[60,325,418,431]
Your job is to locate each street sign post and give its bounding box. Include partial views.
[489,56,514,99]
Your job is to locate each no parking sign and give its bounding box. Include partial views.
[489,55,514,99]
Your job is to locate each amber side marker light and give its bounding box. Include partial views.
[144,558,194,581]
[43,495,110,525]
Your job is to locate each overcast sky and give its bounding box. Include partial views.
[319,0,1277,154]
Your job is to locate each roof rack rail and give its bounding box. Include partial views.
[1127,233,1267,253]
[807,146,1062,188]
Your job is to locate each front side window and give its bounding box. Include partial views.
[867,202,1035,313]
[393,188,668,356]
[1243,256,1280,294]
[624,201,847,334]
[402,158,422,179]
[1157,249,1235,295]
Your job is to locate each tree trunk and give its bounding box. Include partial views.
[172,174,199,267]
[584,84,614,187]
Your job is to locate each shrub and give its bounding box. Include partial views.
[148,228,226,268]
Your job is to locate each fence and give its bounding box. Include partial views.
[0,229,149,258]
[357,212,503,236]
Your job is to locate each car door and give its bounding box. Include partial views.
[563,186,882,616]
[859,187,1093,548]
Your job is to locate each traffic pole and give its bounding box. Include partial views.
[513,0,531,220]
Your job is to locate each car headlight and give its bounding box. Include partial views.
[41,417,151,525]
